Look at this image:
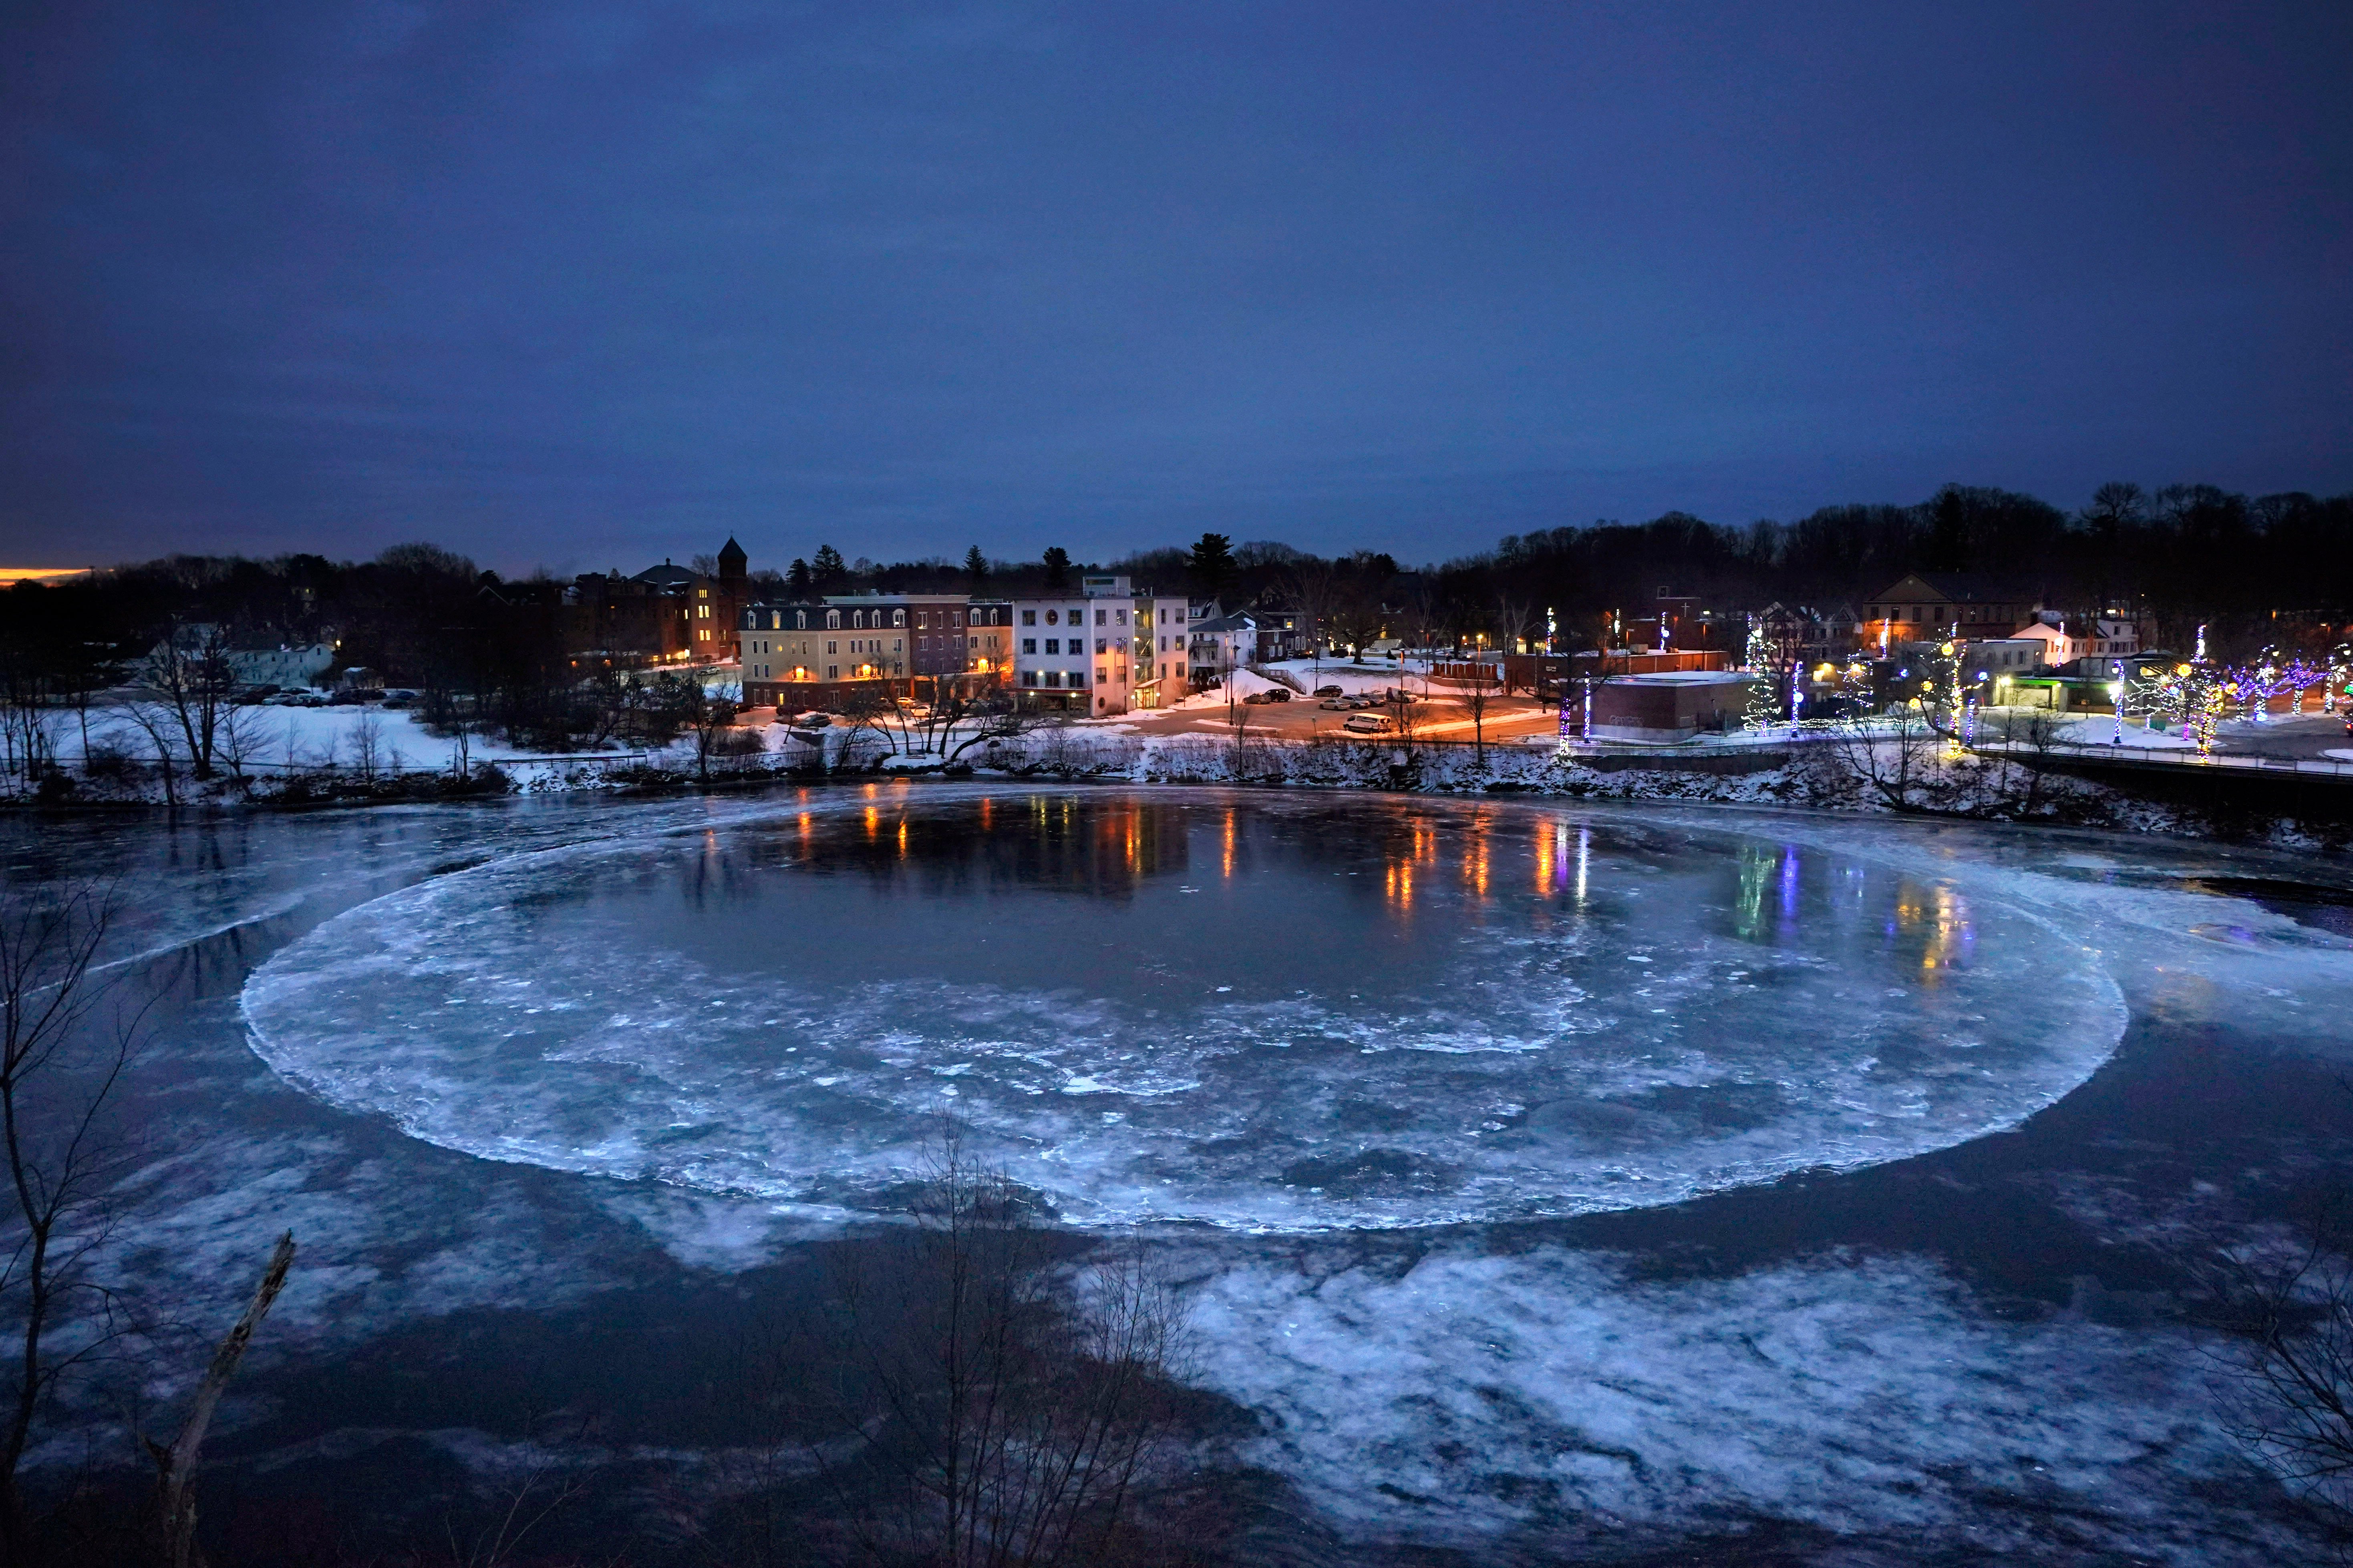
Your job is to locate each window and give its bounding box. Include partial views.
[1046,671,1061,687]
[1115,609,1127,625]
[952,611,964,628]
[1095,638,1107,654]
[1023,638,1037,654]
[893,639,902,652]
[826,665,838,679]
[697,627,709,641]
[1175,661,1185,676]
[796,611,807,629]
[1045,609,1059,625]
[1022,610,1036,626]
[1097,666,1108,683]
[826,610,841,629]
[1045,639,1059,654]
[827,641,837,655]
[1096,609,1107,626]
[893,609,906,627]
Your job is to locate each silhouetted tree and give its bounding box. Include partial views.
[1187,534,1238,601]
[1041,547,1072,591]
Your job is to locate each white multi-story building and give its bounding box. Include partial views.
[1009,575,1192,714]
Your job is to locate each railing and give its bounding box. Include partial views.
[1976,738,2353,778]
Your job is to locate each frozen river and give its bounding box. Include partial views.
[8,784,2353,1563]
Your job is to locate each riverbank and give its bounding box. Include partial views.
[8,720,2350,854]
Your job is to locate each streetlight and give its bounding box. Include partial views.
[2108,660,2124,745]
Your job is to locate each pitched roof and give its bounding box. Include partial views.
[1870,572,2029,604]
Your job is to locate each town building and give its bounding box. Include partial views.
[566,537,751,665]
[739,593,1016,710]
[1010,576,1191,714]
[1585,672,1757,743]
[1858,574,2035,653]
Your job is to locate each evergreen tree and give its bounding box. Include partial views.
[964,545,989,588]
[1743,616,1781,729]
[1041,547,1071,590]
[811,545,847,591]
[787,557,813,597]
[1188,532,1238,599]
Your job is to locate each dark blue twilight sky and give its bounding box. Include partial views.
[3,2,2347,573]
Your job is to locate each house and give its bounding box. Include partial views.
[1858,574,2035,652]
[1185,607,1257,693]
[2013,612,2142,671]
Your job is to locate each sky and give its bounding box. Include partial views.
[3,1,2348,574]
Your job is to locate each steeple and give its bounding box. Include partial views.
[717,536,747,580]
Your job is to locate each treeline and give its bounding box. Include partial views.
[5,480,2348,706]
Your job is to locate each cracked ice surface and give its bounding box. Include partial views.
[241,792,2127,1230]
[1188,1246,2274,1561]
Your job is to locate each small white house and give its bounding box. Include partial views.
[2015,614,2140,668]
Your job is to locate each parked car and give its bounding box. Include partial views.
[1243,691,1274,705]
[1262,688,1291,702]
[1343,713,1397,735]
[1318,697,1351,710]
[232,683,280,704]
[1344,694,1376,709]
[267,691,326,708]
[1313,685,1343,697]
[787,711,832,728]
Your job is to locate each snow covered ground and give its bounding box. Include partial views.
[60,702,616,769]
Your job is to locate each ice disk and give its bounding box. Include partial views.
[239,792,2127,1230]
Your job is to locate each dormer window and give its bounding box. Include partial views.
[893,609,906,627]
[825,609,841,629]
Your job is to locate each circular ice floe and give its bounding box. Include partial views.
[240,791,2126,1231]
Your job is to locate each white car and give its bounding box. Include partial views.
[1342,713,1397,736]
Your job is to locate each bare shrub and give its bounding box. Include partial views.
[737,1128,1197,1568]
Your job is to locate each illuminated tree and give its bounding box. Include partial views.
[1741,618,1779,730]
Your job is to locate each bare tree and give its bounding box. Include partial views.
[1288,563,1341,680]
[1495,597,1539,683]
[1821,700,1939,812]
[780,1126,1194,1568]
[1459,660,1503,768]
[2203,1213,2353,1544]
[214,700,270,784]
[0,884,143,1560]
[121,702,184,808]
[150,1232,297,1568]
[143,622,235,781]
[350,710,384,784]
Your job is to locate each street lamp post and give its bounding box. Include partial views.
[2109,660,2124,745]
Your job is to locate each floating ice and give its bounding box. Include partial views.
[240,793,2129,1230]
